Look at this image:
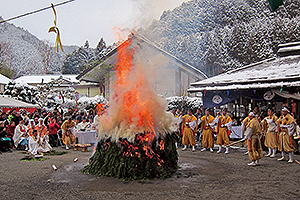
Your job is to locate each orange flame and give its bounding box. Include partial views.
[113,38,155,137]
[96,103,106,116]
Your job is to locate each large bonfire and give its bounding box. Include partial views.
[81,34,178,180]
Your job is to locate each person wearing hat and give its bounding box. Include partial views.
[179,109,197,152]
[215,108,232,154]
[276,107,296,163]
[262,109,278,158]
[199,108,215,152]
[241,112,263,166]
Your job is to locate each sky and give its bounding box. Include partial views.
[0,0,187,47]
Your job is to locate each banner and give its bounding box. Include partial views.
[203,89,284,108]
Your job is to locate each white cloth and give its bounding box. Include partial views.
[77,121,89,130]
[13,124,28,145]
[178,115,197,130]
[170,115,180,132]
[244,127,253,140]
[265,118,277,132]
[241,122,246,132]
[281,123,296,136]
[93,115,100,127]
[85,122,97,131]
[38,135,52,152]
[188,120,197,130]
[212,116,219,124]
[198,118,202,125]
[74,131,97,144]
[225,120,233,131]
[28,136,39,155]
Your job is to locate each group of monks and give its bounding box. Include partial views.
[13,118,52,156]
[242,107,297,165]
[175,108,232,154]
[172,106,298,166]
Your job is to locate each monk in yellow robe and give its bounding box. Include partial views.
[216,108,232,154]
[277,107,296,163]
[262,109,278,158]
[241,116,251,155]
[180,109,197,152]
[199,109,215,152]
[242,112,263,166]
[61,117,76,150]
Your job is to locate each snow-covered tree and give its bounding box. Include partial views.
[139,0,300,77]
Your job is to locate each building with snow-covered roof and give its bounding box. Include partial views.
[0,73,11,93]
[188,41,300,122]
[14,74,101,97]
[14,74,79,85]
[77,33,208,98]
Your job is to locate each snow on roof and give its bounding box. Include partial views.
[278,45,300,54]
[14,75,80,84]
[189,55,300,91]
[188,80,300,92]
[0,74,11,84]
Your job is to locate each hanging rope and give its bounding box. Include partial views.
[48,3,64,52]
[0,0,75,24]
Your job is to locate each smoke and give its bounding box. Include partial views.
[130,0,185,28]
[97,1,187,141]
[111,0,185,42]
[97,38,174,142]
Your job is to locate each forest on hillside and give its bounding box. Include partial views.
[139,0,300,77]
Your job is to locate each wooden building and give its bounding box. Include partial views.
[77,33,208,98]
[14,74,100,97]
[188,41,300,122]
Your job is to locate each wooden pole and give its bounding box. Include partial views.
[226,139,244,147]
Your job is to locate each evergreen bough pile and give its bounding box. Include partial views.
[81,133,178,181]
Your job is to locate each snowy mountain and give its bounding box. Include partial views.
[139,0,300,77]
[0,17,78,77]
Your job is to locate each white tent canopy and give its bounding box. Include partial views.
[0,95,37,108]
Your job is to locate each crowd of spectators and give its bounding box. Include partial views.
[0,107,97,154]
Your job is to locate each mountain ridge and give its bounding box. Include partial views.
[0,16,78,77]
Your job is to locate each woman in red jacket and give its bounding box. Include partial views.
[48,117,60,147]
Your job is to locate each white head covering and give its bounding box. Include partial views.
[282,107,289,112]
[249,112,255,117]
[38,118,44,127]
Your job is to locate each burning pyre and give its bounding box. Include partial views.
[81,34,178,180]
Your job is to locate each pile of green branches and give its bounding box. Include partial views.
[81,133,178,181]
